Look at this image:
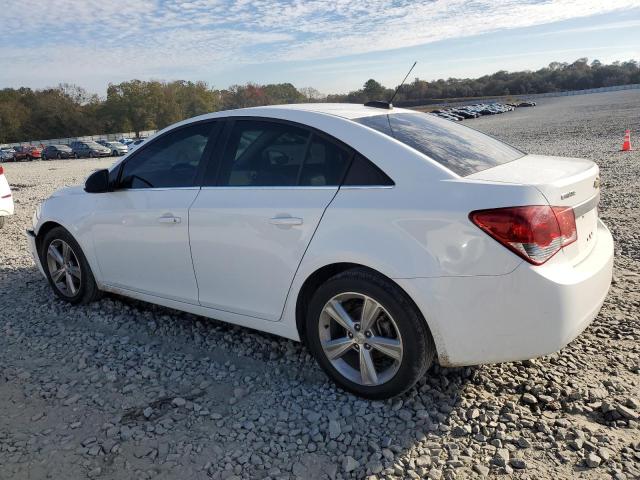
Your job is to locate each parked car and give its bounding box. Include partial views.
[119,137,134,146]
[102,141,128,156]
[13,145,41,161]
[42,144,74,160]
[518,101,536,107]
[127,138,146,153]
[0,148,15,162]
[27,103,613,399]
[0,165,14,229]
[70,141,111,158]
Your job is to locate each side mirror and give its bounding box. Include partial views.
[85,169,111,193]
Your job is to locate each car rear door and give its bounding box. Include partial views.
[188,118,352,321]
[90,120,219,304]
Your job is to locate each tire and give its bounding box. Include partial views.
[305,268,436,399]
[74,153,79,159]
[57,153,62,159]
[40,226,102,305]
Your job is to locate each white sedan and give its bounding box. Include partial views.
[0,165,14,228]
[26,103,613,398]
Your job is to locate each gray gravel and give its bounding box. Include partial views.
[1,90,639,480]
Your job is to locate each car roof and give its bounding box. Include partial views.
[242,103,416,120]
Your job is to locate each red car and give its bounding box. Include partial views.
[13,145,41,161]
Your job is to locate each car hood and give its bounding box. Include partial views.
[49,185,85,198]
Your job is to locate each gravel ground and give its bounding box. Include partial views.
[1,90,639,480]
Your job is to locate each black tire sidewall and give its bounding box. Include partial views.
[306,270,434,399]
[40,227,98,304]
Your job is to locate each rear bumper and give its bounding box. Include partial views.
[26,229,46,278]
[0,195,14,216]
[397,219,614,366]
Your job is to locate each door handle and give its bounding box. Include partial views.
[269,216,303,226]
[157,215,181,224]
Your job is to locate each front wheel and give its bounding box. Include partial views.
[40,227,102,304]
[306,268,436,399]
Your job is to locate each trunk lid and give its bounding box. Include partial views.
[468,154,601,265]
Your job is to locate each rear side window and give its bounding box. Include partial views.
[354,112,523,176]
[216,120,352,187]
[299,135,351,186]
[343,154,394,186]
[220,120,310,186]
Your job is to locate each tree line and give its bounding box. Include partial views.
[1,58,638,144]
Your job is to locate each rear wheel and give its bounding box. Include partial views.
[306,268,436,399]
[40,227,102,304]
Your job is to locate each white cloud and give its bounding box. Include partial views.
[1,0,639,90]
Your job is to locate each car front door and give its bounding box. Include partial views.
[189,118,352,321]
[90,120,218,304]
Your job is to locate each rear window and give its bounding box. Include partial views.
[354,112,523,176]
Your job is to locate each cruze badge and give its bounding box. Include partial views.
[561,191,576,200]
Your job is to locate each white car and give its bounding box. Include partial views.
[0,165,14,228]
[127,138,146,153]
[26,103,613,398]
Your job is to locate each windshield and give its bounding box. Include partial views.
[354,112,524,176]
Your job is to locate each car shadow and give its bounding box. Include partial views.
[1,264,472,479]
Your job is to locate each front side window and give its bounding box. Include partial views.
[120,122,214,189]
[354,112,524,176]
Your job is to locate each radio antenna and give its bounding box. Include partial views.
[388,61,417,105]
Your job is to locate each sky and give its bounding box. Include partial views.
[1,0,639,96]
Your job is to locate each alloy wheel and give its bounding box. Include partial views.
[46,239,82,297]
[318,292,403,386]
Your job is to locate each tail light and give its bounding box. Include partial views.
[470,205,577,265]
[0,165,3,175]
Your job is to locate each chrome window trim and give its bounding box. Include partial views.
[115,187,201,192]
[339,185,395,190]
[199,186,338,191]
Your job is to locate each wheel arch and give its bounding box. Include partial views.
[35,220,65,257]
[294,262,440,361]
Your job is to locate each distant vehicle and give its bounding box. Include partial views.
[70,141,111,158]
[0,148,16,162]
[119,137,134,146]
[0,165,14,229]
[518,101,536,107]
[26,103,614,398]
[128,138,146,152]
[42,144,74,160]
[104,141,128,156]
[13,145,41,161]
